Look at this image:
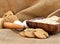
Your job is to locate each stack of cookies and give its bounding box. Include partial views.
[19,28,49,39]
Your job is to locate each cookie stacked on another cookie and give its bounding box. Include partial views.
[19,28,49,39]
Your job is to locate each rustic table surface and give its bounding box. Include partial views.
[0,29,60,44]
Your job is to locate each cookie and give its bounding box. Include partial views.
[19,31,26,37]
[34,28,49,39]
[24,28,35,37]
[3,11,18,23]
[19,28,49,39]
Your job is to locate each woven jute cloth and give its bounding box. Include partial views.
[0,0,60,21]
[0,29,60,44]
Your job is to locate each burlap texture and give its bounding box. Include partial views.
[0,29,60,44]
[0,0,60,21]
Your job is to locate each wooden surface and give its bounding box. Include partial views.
[0,29,60,44]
